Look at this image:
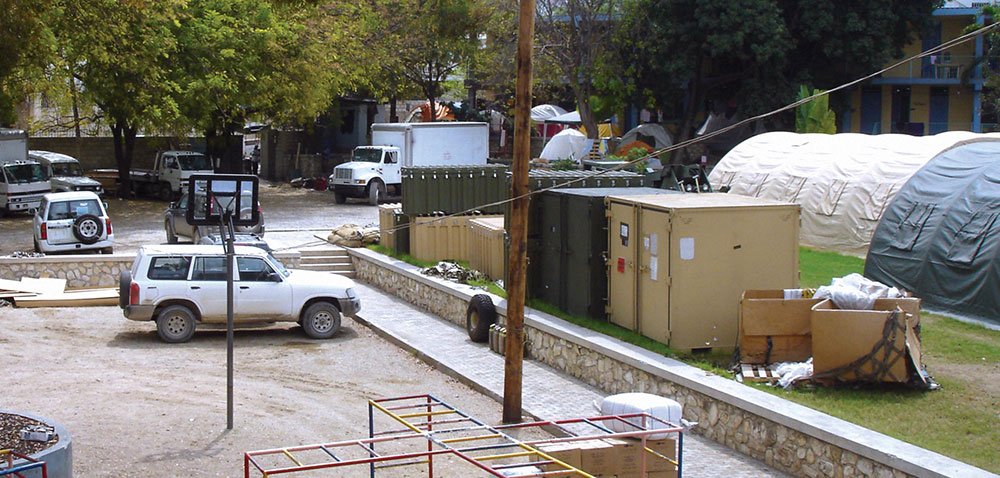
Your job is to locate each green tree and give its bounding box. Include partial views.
[170,0,340,171]
[56,0,182,196]
[795,85,836,134]
[535,0,621,139]
[0,0,57,126]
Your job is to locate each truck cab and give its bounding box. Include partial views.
[29,150,104,195]
[0,128,50,216]
[330,146,400,205]
[132,151,215,200]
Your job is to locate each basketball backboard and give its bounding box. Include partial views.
[185,174,259,227]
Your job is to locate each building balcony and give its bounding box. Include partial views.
[875,55,984,84]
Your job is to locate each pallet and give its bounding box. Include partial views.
[740,364,783,384]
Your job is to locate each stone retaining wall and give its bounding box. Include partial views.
[348,248,995,478]
[0,252,300,288]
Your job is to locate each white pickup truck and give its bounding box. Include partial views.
[119,244,361,342]
[29,150,104,194]
[130,151,215,201]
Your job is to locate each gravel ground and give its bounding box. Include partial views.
[0,306,545,477]
[0,413,58,456]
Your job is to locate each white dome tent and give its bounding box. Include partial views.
[709,131,1000,256]
[539,128,592,163]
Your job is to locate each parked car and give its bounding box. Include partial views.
[164,190,264,243]
[28,150,104,194]
[119,244,360,343]
[32,191,114,254]
[198,233,272,252]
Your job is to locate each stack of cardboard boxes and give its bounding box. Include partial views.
[536,436,678,477]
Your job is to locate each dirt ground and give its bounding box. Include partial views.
[1,305,543,477]
[0,181,383,256]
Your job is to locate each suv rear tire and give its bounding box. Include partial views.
[157,305,197,343]
[73,214,102,244]
[301,302,341,339]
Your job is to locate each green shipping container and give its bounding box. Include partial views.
[402,165,508,216]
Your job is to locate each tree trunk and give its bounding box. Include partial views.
[111,121,131,198]
[427,93,436,122]
[672,56,706,164]
[389,94,398,123]
[575,88,598,140]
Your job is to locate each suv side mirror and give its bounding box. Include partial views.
[267,272,282,282]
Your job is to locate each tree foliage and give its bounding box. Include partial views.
[0,0,57,126]
[613,0,940,160]
[795,86,836,134]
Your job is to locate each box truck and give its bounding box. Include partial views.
[329,122,489,205]
[0,129,51,216]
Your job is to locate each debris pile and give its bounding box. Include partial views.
[422,261,486,283]
[7,251,45,258]
[326,224,379,248]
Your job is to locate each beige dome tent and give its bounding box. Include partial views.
[709,131,1000,256]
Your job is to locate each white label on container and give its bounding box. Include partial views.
[650,233,658,255]
[679,237,695,260]
[650,257,658,281]
[643,236,650,250]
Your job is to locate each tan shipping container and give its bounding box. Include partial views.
[378,203,404,252]
[409,214,502,263]
[468,217,506,280]
[607,193,800,352]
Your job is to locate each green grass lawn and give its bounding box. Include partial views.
[370,245,1000,471]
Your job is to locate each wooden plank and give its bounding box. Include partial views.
[0,278,67,295]
[740,364,783,384]
[13,289,118,308]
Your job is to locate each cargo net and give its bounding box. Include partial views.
[811,309,907,384]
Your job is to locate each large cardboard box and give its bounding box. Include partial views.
[739,290,821,363]
[578,440,620,476]
[610,437,677,474]
[811,298,921,383]
[537,442,582,478]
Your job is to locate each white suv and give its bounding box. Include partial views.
[33,191,114,253]
[119,244,360,343]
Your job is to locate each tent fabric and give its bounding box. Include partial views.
[865,141,1000,325]
[539,128,592,162]
[530,104,568,122]
[709,131,1000,256]
[621,123,673,151]
[547,110,582,124]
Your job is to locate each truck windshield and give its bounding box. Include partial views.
[177,154,213,171]
[352,149,382,163]
[51,162,83,177]
[3,164,48,184]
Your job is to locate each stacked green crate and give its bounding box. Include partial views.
[401,165,509,216]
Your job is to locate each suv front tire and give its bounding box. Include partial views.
[301,301,341,339]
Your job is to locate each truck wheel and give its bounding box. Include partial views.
[368,180,385,206]
[156,305,197,343]
[158,182,173,201]
[334,191,347,204]
[73,214,102,244]
[118,270,131,308]
[165,220,178,243]
[191,227,202,245]
[301,301,342,339]
[466,294,496,343]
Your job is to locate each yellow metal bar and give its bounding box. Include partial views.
[369,400,424,434]
[475,450,536,461]
[532,449,595,478]
[440,433,502,444]
[281,449,303,467]
[643,446,679,466]
[397,410,457,419]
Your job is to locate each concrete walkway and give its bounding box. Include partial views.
[352,283,791,478]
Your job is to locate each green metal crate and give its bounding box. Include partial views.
[402,165,508,216]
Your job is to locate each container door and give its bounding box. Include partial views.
[536,193,563,307]
[607,200,638,330]
[636,206,670,343]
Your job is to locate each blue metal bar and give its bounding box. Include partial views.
[369,402,375,478]
[0,461,45,476]
[319,446,341,462]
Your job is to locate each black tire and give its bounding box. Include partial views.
[158,182,173,201]
[367,180,385,206]
[118,270,131,309]
[165,220,178,243]
[191,227,201,245]
[101,246,114,254]
[301,301,342,339]
[466,294,496,343]
[33,238,40,253]
[72,214,102,244]
[334,191,347,204]
[156,305,197,343]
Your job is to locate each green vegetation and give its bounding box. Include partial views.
[366,244,438,269]
[798,247,865,288]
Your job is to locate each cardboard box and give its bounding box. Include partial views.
[537,442,583,478]
[578,440,620,476]
[739,290,821,364]
[617,470,678,478]
[811,298,921,383]
[610,437,677,474]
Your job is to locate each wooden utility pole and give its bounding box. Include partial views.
[503,0,536,424]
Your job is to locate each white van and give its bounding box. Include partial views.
[29,150,104,194]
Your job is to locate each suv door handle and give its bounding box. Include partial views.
[239,286,249,289]
[190,286,200,290]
